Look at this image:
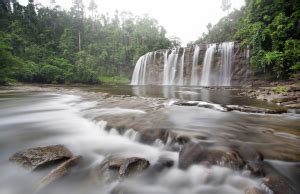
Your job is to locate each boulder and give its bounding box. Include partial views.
[37,156,82,190]
[179,143,245,170]
[139,128,174,144]
[94,157,150,183]
[246,162,265,177]
[226,105,286,114]
[245,187,265,194]
[262,175,297,194]
[271,97,297,103]
[119,157,150,178]
[9,145,73,170]
[285,103,300,109]
[233,144,264,162]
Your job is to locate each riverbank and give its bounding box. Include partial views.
[239,82,300,110]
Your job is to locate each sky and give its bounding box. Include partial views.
[19,0,245,46]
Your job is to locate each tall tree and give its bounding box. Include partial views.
[221,0,231,14]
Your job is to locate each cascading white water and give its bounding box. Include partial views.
[190,45,201,85]
[219,42,234,86]
[177,48,185,85]
[130,53,152,85]
[131,42,241,86]
[200,44,216,86]
[163,48,180,85]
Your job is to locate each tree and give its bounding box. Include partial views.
[88,0,97,20]
[221,0,231,14]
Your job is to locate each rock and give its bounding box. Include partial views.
[179,143,203,169]
[289,86,300,92]
[245,187,265,194]
[37,156,82,191]
[285,103,300,109]
[119,157,150,178]
[93,157,150,183]
[226,105,286,114]
[246,162,265,177]
[139,128,173,144]
[9,145,73,170]
[175,135,191,145]
[271,97,297,103]
[262,175,297,194]
[179,143,245,170]
[234,144,264,162]
[174,101,198,106]
[144,157,174,177]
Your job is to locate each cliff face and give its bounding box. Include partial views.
[131,42,251,86]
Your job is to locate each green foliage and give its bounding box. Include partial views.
[197,0,300,80]
[273,86,289,94]
[98,76,130,84]
[0,2,171,85]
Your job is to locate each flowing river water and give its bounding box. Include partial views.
[0,85,299,194]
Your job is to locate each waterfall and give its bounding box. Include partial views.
[178,48,185,85]
[200,44,216,86]
[130,53,152,85]
[163,48,180,85]
[190,45,201,85]
[219,42,234,86]
[131,42,246,86]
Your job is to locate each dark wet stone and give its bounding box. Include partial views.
[37,156,82,191]
[174,101,199,106]
[262,175,297,194]
[246,162,265,177]
[139,128,173,144]
[9,145,73,170]
[245,187,265,194]
[175,135,191,145]
[94,157,150,183]
[271,97,297,103]
[285,103,300,109]
[179,143,204,169]
[233,144,264,162]
[119,157,150,178]
[179,143,245,170]
[226,105,287,114]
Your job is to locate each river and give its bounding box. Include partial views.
[0,85,299,194]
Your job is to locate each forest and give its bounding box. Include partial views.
[0,0,172,84]
[0,0,299,84]
[196,0,300,80]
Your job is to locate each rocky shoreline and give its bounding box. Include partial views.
[239,83,300,110]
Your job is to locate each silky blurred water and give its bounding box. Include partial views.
[0,86,299,194]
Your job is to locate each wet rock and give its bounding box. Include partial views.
[119,157,150,178]
[9,145,73,170]
[179,143,203,169]
[179,143,245,170]
[234,144,264,162]
[285,103,300,109]
[246,162,265,177]
[226,105,287,114]
[147,157,174,174]
[262,175,297,194]
[93,157,150,183]
[271,97,297,103]
[245,187,265,194]
[37,156,82,191]
[139,128,173,144]
[175,135,191,145]
[174,101,198,106]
